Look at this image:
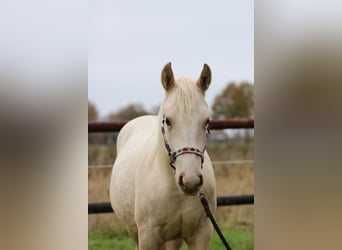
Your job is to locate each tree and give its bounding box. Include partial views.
[108,103,150,121]
[98,103,150,145]
[88,101,98,121]
[212,82,254,119]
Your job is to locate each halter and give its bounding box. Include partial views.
[161,114,210,170]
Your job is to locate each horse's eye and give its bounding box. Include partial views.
[165,117,172,127]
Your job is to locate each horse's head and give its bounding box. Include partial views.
[160,62,212,196]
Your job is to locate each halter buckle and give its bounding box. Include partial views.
[169,152,176,164]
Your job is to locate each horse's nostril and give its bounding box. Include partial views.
[179,174,203,189]
[179,175,184,186]
[199,174,203,186]
[178,174,203,195]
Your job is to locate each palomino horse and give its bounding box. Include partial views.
[110,63,216,250]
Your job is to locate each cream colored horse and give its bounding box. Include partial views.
[110,63,216,250]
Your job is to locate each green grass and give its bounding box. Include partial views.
[89,225,253,250]
[89,230,135,250]
[88,226,135,250]
[209,227,254,250]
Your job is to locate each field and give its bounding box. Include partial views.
[89,225,253,250]
[89,139,254,249]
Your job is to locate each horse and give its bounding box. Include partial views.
[110,62,216,250]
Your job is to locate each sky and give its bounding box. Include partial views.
[89,0,254,119]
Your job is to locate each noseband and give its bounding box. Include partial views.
[161,114,209,170]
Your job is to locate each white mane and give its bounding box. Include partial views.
[158,77,208,120]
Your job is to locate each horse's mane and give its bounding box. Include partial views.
[158,77,207,119]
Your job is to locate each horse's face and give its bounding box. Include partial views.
[161,62,212,196]
[162,106,210,195]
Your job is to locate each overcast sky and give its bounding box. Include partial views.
[89,1,254,118]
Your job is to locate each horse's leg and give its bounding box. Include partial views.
[185,220,213,250]
[161,239,183,250]
[127,227,139,249]
[138,226,163,250]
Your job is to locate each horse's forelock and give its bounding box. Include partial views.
[161,77,207,118]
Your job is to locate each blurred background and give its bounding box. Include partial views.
[88,1,254,117]
[2,1,342,250]
[88,0,254,249]
[88,1,254,249]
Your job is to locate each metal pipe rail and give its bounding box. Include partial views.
[88,195,254,214]
[88,119,254,133]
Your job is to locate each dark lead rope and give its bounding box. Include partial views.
[161,115,231,248]
[199,192,232,250]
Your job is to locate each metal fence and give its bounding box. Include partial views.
[88,118,254,214]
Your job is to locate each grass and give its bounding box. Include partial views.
[209,226,254,250]
[89,224,253,250]
[89,230,135,250]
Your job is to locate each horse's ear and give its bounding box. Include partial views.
[197,63,212,92]
[161,62,175,91]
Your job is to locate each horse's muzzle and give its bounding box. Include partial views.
[179,175,203,195]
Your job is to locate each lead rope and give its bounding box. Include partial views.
[162,115,231,249]
[199,192,232,250]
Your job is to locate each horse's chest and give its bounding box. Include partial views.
[135,173,211,240]
[158,200,204,239]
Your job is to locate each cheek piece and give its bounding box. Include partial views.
[161,114,210,170]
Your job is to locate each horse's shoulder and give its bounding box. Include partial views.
[131,115,158,125]
[121,115,158,135]
[117,115,158,150]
